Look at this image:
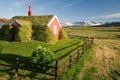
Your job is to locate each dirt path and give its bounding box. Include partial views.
[80,39,120,80]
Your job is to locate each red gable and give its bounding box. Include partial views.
[47,15,62,39]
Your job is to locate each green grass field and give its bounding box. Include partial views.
[64,27,120,39]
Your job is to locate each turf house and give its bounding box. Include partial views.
[1,6,68,43]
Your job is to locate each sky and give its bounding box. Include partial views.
[0,0,120,22]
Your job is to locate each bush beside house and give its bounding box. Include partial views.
[59,28,68,40]
[30,46,55,71]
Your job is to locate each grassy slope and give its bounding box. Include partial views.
[0,39,84,59]
[0,38,85,79]
[59,44,95,80]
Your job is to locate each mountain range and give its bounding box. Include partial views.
[61,21,120,27]
[61,21,102,27]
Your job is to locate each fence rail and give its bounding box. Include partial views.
[0,57,58,79]
[0,37,94,80]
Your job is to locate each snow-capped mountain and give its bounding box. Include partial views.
[61,22,73,27]
[61,21,102,27]
[88,21,101,26]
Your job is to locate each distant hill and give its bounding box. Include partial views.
[61,22,73,27]
[95,22,120,27]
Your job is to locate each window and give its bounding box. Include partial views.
[54,25,57,34]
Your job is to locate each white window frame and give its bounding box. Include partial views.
[54,25,57,34]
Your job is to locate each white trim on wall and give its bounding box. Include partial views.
[47,15,62,28]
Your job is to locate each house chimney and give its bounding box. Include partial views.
[28,6,32,16]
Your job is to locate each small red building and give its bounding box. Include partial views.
[27,5,62,39]
[47,15,62,39]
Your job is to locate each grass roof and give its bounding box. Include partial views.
[15,20,31,26]
[1,15,60,43]
[5,15,54,26]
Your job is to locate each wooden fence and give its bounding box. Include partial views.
[0,37,94,80]
[57,37,94,75]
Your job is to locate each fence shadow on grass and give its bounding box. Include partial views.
[0,53,47,80]
[54,41,80,53]
[58,45,82,60]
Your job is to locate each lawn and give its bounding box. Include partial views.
[0,39,84,60]
[0,38,85,79]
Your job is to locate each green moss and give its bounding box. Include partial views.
[1,20,32,42]
[15,20,32,42]
[59,28,68,40]
[31,25,57,44]
[1,24,11,40]
[10,15,53,26]
[44,28,57,44]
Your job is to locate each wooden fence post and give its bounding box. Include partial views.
[92,37,94,43]
[55,60,59,80]
[85,44,87,50]
[77,49,80,59]
[15,58,19,77]
[90,37,94,44]
[87,43,89,49]
[69,55,72,68]
[86,44,88,50]
[84,45,86,52]
[88,42,90,48]
[82,46,84,54]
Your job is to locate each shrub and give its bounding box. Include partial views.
[1,25,11,40]
[44,28,57,44]
[30,46,55,71]
[1,20,32,42]
[59,28,68,40]
[15,20,32,42]
[32,25,57,44]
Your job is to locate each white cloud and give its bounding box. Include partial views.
[92,12,120,19]
[14,1,24,7]
[57,2,78,13]
[9,7,13,11]
[64,3,75,8]
[101,12,120,19]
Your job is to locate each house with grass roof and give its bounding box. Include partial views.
[0,18,8,28]
[1,6,68,43]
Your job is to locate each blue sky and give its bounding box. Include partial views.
[0,0,120,22]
